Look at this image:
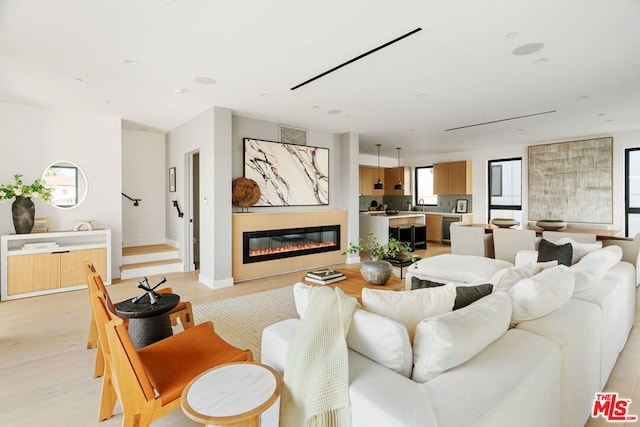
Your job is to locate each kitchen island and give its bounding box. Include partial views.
[359,212,426,248]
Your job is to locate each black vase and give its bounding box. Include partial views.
[12,196,35,234]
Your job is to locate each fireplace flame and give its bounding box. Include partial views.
[249,241,336,257]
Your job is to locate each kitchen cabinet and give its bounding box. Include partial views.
[433,160,472,195]
[1,229,111,300]
[384,167,412,196]
[425,213,473,243]
[359,165,385,196]
[426,214,443,243]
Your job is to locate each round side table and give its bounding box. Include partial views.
[115,293,179,349]
[181,362,283,427]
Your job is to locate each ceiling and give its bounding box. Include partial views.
[1,0,639,159]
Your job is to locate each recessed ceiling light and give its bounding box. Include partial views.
[194,76,216,85]
[327,109,342,114]
[260,93,271,97]
[512,42,545,55]
[124,59,139,65]
[505,32,519,39]
[533,58,549,64]
[172,87,186,94]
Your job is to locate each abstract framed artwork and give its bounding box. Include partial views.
[243,138,329,206]
[528,137,613,223]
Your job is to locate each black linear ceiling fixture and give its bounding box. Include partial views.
[290,27,423,91]
[444,110,557,132]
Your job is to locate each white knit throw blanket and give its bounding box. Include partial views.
[280,286,357,427]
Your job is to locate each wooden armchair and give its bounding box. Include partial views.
[84,261,195,378]
[89,277,253,425]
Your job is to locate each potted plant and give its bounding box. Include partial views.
[342,232,413,285]
[0,174,52,234]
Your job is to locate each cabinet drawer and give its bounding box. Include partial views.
[8,253,61,295]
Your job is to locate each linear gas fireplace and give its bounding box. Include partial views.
[243,225,340,264]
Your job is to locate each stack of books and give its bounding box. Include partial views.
[305,269,346,285]
[22,241,59,250]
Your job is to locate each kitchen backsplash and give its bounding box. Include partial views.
[360,194,472,213]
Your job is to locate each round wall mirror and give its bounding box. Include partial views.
[41,161,88,209]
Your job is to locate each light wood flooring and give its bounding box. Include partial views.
[0,243,639,426]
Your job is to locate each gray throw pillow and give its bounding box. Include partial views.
[411,277,447,290]
[453,284,493,310]
[411,277,493,310]
[537,238,572,266]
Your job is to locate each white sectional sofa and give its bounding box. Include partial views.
[261,247,636,427]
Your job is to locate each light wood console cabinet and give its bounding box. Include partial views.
[1,229,111,300]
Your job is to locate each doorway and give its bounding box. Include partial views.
[187,151,200,270]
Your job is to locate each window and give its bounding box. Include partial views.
[488,158,522,223]
[414,166,437,206]
[625,148,640,237]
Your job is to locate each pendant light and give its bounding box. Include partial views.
[394,147,404,190]
[374,144,384,190]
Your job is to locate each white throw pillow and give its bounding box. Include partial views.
[509,265,575,324]
[411,291,511,383]
[570,245,622,293]
[556,237,603,264]
[489,261,557,293]
[409,254,513,284]
[361,284,457,342]
[346,308,413,377]
[515,250,539,267]
[293,282,413,377]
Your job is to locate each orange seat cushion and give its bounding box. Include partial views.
[137,322,252,404]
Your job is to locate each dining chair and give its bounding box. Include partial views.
[493,228,537,264]
[84,260,195,378]
[450,225,494,258]
[90,278,253,425]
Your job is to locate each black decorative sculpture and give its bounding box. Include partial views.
[131,276,167,305]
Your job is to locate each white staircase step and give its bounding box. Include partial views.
[122,244,179,264]
[120,258,184,280]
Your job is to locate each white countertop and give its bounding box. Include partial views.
[361,212,425,219]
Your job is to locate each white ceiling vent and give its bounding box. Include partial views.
[279,125,307,145]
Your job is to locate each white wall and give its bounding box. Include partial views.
[0,102,123,278]
[406,130,640,236]
[231,115,348,212]
[121,129,166,247]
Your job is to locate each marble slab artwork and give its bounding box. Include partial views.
[244,138,329,206]
[528,137,613,223]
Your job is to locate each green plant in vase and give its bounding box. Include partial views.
[342,232,415,285]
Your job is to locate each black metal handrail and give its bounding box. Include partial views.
[172,200,184,218]
[122,192,141,206]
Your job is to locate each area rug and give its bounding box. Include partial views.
[191,285,298,362]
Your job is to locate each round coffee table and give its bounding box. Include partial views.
[115,293,179,349]
[181,362,283,427]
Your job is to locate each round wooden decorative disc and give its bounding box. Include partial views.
[232,177,260,207]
